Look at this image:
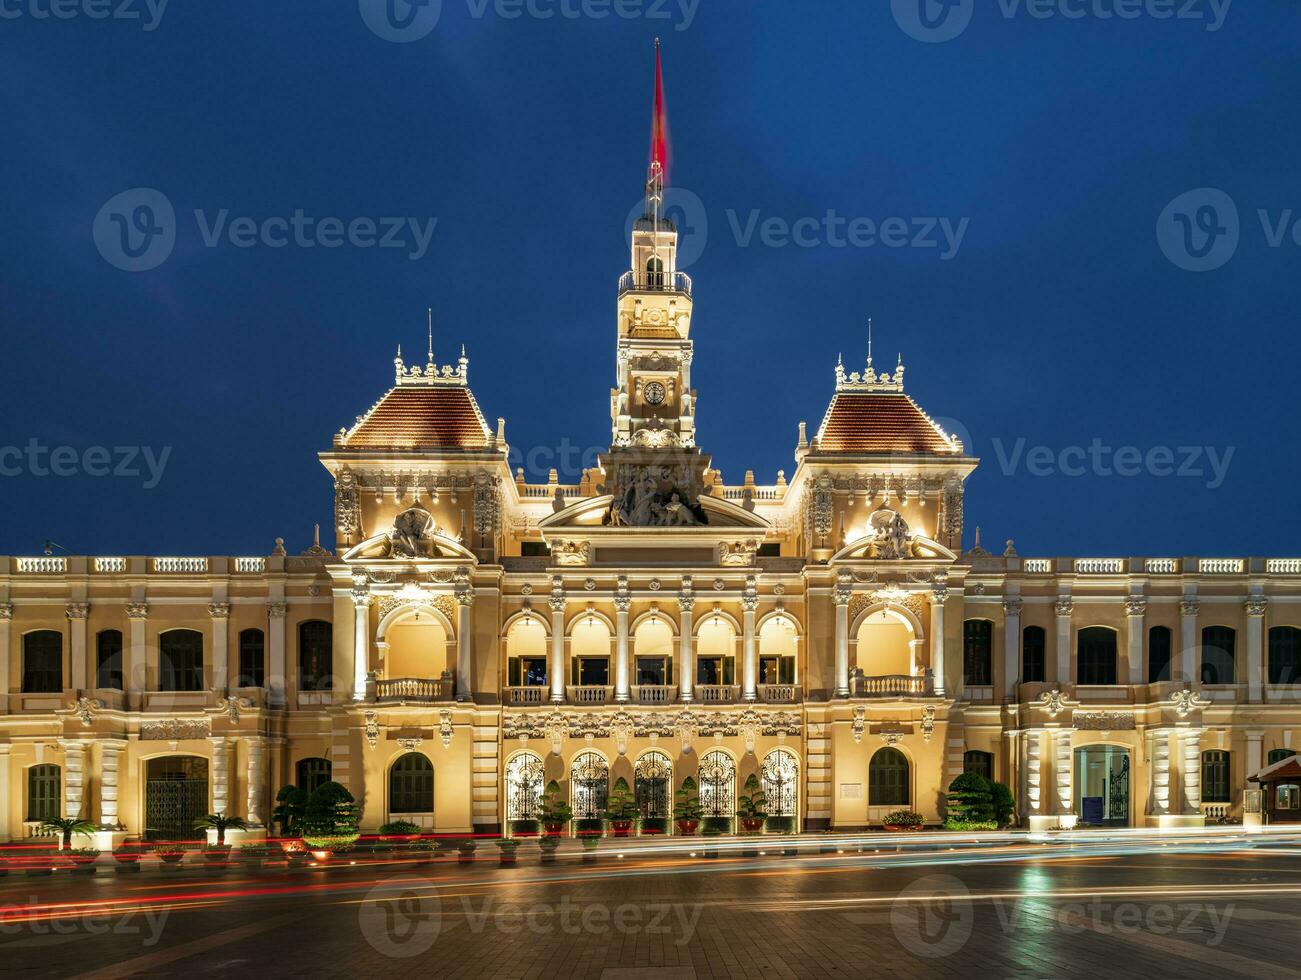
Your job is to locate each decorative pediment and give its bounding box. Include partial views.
[540,494,769,533]
[341,505,477,563]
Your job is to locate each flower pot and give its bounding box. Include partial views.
[544,823,566,837]
[740,818,764,833]
[610,821,633,838]
[675,820,699,837]
[69,855,99,874]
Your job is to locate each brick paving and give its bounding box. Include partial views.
[3,838,1301,978]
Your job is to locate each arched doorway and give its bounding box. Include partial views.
[868,747,911,809]
[761,748,800,824]
[699,750,736,821]
[635,751,673,823]
[504,752,545,823]
[571,752,609,820]
[388,754,434,827]
[144,756,209,840]
[1075,745,1130,826]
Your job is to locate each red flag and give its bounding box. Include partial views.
[650,39,670,185]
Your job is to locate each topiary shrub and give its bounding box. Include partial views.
[378,820,422,836]
[573,817,605,838]
[302,781,360,850]
[990,781,1016,826]
[945,772,995,826]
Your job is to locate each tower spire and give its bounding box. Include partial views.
[867,317,874,370]
[646,39,668,221]
[426,307,434,365]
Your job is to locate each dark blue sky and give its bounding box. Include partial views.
[1,0,1296,558]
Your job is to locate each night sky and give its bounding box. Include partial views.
[1,1,1296,558]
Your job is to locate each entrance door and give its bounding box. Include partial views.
[1074,746,1130,827]
[145,757,209,840]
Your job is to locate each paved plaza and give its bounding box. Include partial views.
[3,831,1301,978]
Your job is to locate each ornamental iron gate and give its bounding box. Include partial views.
[505,753,545,822]
[571,751,609,820]
[144,756,208,840]
[635,751,673,820]
[761,748,799,818]
[699,750,736,818]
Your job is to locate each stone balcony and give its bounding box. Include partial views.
[850,672,933,699]
[370,674,455,704]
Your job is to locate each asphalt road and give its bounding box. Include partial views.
[4,831,1301,979]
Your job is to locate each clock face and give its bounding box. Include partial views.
[644,381,667,406]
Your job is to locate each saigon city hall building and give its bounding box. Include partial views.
[4,136,1301,846]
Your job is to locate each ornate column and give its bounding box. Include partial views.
[209,737,231,818]
[455,573,473,702]
[741,576,758,702]
[1181,729,1203,814]
[1022,730,1042,824]
[209,601,230,694]
[549,578,567,704]
[98,740,127,830]
[1147,728,1170,818]
[61,740,86,821]
[1002,596,1021,702]
[1245,595,1267,702]
[678,582,695,703]
[834,573,851,698]
[930,584,947,697]
[0,603,11,713]
[1054,729,1075,827]
[267,601,287,706]
[246,737,267,827]
[1125,597,1147,686]
[352,578,372,702]
[1179,596,1199,685]
[66,602,89,692]
[614,577,631,703]
[1054,597,1073,687]
[126,601,149,707]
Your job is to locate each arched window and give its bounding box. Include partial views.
[96,629,124,690]
[1201,626,1236,685]
[1022,626,1046,683]
[505,616,548,688]
[1148,626,1173,683]
[22,630,63,693]
[570,616,611,686]
[238,628,265,688]
[1269,627,1301,686]
[570,751,609,819]
[299,620,333,692]
[1077,627,1118,685]
[963,750,994,781]
[962,620,992,686]
[698,750,736,818]
[761,748,800,819]
[27,764,61,821]
[159,629,203,692]
[505,753,545,822]
[869,747,911,807]
[634,617,673,687]
[645,255,664,288]
[1202,750,1231,803]
[389,754,434,814]
[296,757,332,794]
[758,616,797,686]
[697,615,736,686]
[1268,749,1296,766]
[634,751,673,820]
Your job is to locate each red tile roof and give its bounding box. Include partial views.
[815,392,961,456]
[342,386,491,451]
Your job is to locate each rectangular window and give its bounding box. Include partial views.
[1022,626,1046,683]
[27,765,61,822]
[1201,626,1236,685]
[22,631,63,694]
[963,620,992,686]
[238,629,265,688]
[576,658,609,686]
[1077,627,1118,686]
[96,630,124,690]
[159,630,204,692]
[1148,627,1173,683]
[963,750,994,781]
[1269,628,1301,685]
[1202,750,1231,803]
[636,657,668,685]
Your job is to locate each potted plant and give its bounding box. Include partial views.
[237,843,272,870]
[377,820,423,859]
[539,780,573,837]
[457,839,477,864]
[579,834,600,864]
[194,812,249,847]
[155,843,187,868]
[640,816,669,836]
[68,848,101,874]
[673,777,703,836]
[113,842,143,872]
[38,817,97,851]
[573,817,605,839]
[494,838,520,866]
[605,778,637,838]
[538,835,560,864]
[737,775,768,834]
[883,809,926,832]
[510,818,541,838]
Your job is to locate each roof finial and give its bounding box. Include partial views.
[867,317,873,369]
[426,307,434,364]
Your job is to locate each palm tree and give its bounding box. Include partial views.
[39,817,97,850]
[193,813,249,846]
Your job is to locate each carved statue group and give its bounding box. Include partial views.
[607,464,708,528]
